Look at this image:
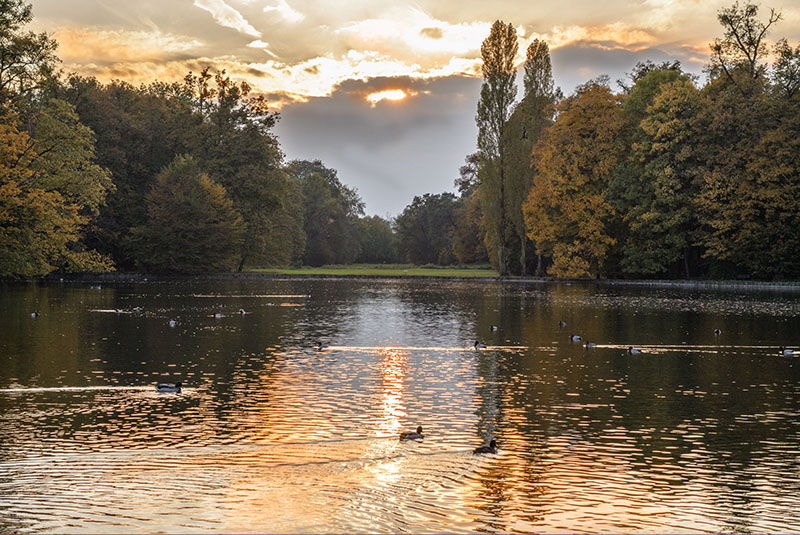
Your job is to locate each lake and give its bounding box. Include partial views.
[2,277,800,533]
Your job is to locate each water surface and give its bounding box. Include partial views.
[2,278,800,533]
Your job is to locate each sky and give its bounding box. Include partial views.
[28,0,800,217]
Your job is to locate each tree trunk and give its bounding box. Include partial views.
[520,235,527,276]
[499,154,507,276]
[683,248,690,279]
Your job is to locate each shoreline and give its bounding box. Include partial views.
[17,271,800,293]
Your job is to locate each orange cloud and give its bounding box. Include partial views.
[54,27,203,65]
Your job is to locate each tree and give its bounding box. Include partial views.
[0,111,112,276]
[454,152,480,198]
[356,216,397,264]
[709,1,781,96]
[452,195,488,264]
[504,39,557,275]
[523,81,624,278]
[476,20,518,276]
[0,0,58,102]
[288,159,363,266]
[184,69,293,271]
[128,155,244,273]
[395,193,459,265]
[614,78,705,277]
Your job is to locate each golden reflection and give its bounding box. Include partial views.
[376,346,408,437]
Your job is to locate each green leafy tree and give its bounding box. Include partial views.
[395,193,459,265]
[129,155,244,273]
[289,159,363,266]
[356,215,397,264]
[476,20,518,276]
[523,81,624,278]
[452,195,488,264]
[504,39,557,275]
[184,69,294,271]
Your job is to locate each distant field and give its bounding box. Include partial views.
[247,264,499,278]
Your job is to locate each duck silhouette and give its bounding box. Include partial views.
[155,381,181,393]
[474,341,487,349]
[400,426,424,440]
[627,347,642,354]
[473,439,498,454]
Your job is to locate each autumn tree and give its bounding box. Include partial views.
[476,20,518,276]
[523,80,625,278]
[128,155,244,273]
[0,110,112,276]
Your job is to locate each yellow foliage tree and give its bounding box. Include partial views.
[523,81,624,278]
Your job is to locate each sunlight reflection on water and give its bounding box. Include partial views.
[2,279,800,533]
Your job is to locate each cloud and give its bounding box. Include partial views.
[193,0,261,37]
[263,0,304,23]
[53,27,204,64]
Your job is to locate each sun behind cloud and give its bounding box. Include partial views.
[366,89,408,106]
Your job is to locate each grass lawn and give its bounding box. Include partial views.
[246,264,499,278]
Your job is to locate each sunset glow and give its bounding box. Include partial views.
[366,89,408,106]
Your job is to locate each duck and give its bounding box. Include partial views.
[317,341,325,350]
[155,381,182,393]
[490,325,498,332]
[713,329,722,335]
[400,426,424,440]
[168,319,177,327]
[238,308,246,315]
[780,346,795,356]
[30,312,39,318]
[570,334,581,342]
[584,342,597,348]
[213,313,223,318]
[473,439,498,454]
[558,321,567,328]
[627,347,642,354]
[474,341,487,349]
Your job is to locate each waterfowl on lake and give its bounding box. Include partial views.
[627,347,642,354]
[155,381,181,393]
[558,321,567,328]
[474,341,487,349]
[585,342,597,348]
[213,313,223,318]
[490,325,498,332]
[714,329,721,335]
[570,334,581,342]
[168,319,177,327]
[238,308,246,315]
[473,439,498,454]
[317,341,325,350]
[400,426,424,440]
[780,346,795,356]
[30,312,39,318]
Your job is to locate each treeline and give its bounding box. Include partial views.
[2,0,799,280]
[413,2,800,280]
[0,0,402,276]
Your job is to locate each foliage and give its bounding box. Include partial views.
[288,159,363,267]
[452,196,488,264]
[129,156,244,273]
[475,20,518,276]
[0,0,58,102]
[0,111,112,276]
[356,216,397,264]
[523,82,625,278]
[394,193,459,265]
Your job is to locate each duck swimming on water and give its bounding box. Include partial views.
[400,426,424,440]
[474,341,487,349]
[155,381,182,393]
[473,439,498,454]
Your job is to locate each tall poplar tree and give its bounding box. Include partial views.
[476,20,518,276]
